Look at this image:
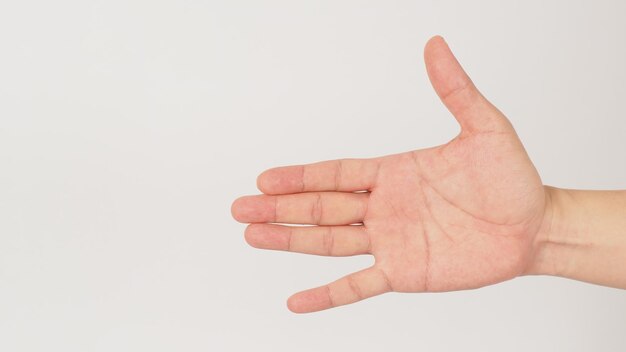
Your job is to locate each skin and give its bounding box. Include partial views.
[231,36,626,313]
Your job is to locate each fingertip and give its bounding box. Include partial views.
[257,166,304,195]
[286,287,332,314]
[424,34,452,64]
[243,224,288,249]
[230,196,247,222]
[425,34,445,49]
[255,169,272,194]
[243,223,262,247]
[286,294,305,314]
[257,167,290,194]
[230,195,275,223]
[286,292,319,314]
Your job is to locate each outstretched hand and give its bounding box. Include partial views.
[232,36,550,313]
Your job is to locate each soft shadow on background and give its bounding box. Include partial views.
[1,1,625,351]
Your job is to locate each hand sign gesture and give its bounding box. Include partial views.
[232,36,549,313]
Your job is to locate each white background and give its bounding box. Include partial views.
[1,1,625,351]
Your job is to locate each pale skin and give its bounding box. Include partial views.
[231,36,626,313]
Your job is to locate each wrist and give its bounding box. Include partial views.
[525,186,572,277]
[525,186,626,288]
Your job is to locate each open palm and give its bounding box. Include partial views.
[232,36,548,313]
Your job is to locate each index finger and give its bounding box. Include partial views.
[257,158,381,195]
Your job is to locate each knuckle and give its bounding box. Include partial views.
[310,193,323,224]
[346,275,364,301]
[322,226,335,256]
[334,159,344,190]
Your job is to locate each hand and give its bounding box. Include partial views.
[231,36,549,313]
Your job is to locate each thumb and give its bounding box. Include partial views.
[424,36,511,134]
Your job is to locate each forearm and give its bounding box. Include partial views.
[527,186,626,288]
